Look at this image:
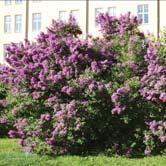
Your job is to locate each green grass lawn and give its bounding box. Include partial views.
[0,139,166,166]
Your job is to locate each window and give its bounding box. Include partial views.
[32,13,41,32]
[4,15,12,33]
[15,15,22,33]
[108,7,116,16]
[59,11,68,22]
[15,0,23,4]
[32,0,41,2]
[137,4,149,24]
[95,8,104,26]
[71,10,79,23]
[4,0,11,5]
[3,44,9,57]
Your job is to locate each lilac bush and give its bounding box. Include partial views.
[0,13,165,156]
[0,82,13,137]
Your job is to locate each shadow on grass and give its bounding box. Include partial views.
[0,138,164,160]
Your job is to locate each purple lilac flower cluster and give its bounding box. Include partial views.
[0,99,7,107]
[111,86,130,114]
[0,117,7,124]
[144,120,166,155]
[96,12,142,38]
[140,41,166,103]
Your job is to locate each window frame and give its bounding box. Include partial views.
[108,7,116,17]
[15,14,22,33]
[32,0,41,2]
[4,15,12,33]
[137,4,149,24]
[3,44,10,57]
[59,11,68,22]
[70,10,79,23]
[4,0,12,5]
[15,0,23,4]
[32,13,41,32]
[95,8,104,27]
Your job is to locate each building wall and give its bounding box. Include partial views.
[0,0,26,62]
[160,1,166,33]
[88,1,158,36]
[27,0,87,41]
[0,0,165,63]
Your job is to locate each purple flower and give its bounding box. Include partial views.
[11,108,17,115]
[0,117,7,124]
[53,74,63,83]
[112,106,125,115]
[41,114,51,122]
[88,83,96,92]
[46,137,56,145]
[24,146,33,153]
[55,111,65,120]
[32,92,41,100]
[19,139,25,146]
[8,130,19,138]
[0,100,8,107]
[144,148,151,156]
[61,86,74,95]
[117,87,127,95]
[159,93,166,102]
[91,61,99,72]
[111,93,119,103]
[159,136,166,143]
[149,120,158,133]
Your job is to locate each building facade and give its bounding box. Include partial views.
[0,0,166,63]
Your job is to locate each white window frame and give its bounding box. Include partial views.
[95,8,104,27]
[4,0,11,5]
[59,11,68,22]
[15,0,23,4]
[137,4,149,24]
[32,13,41,32]
[70,10,79,24]
[3,44,9,57]
[15,14,22,33]
[4,15,12,33]
[108,7,116,17]
[32,0,41,2]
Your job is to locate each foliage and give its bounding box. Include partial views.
[0,13,165,156]
[0,82,13,137]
